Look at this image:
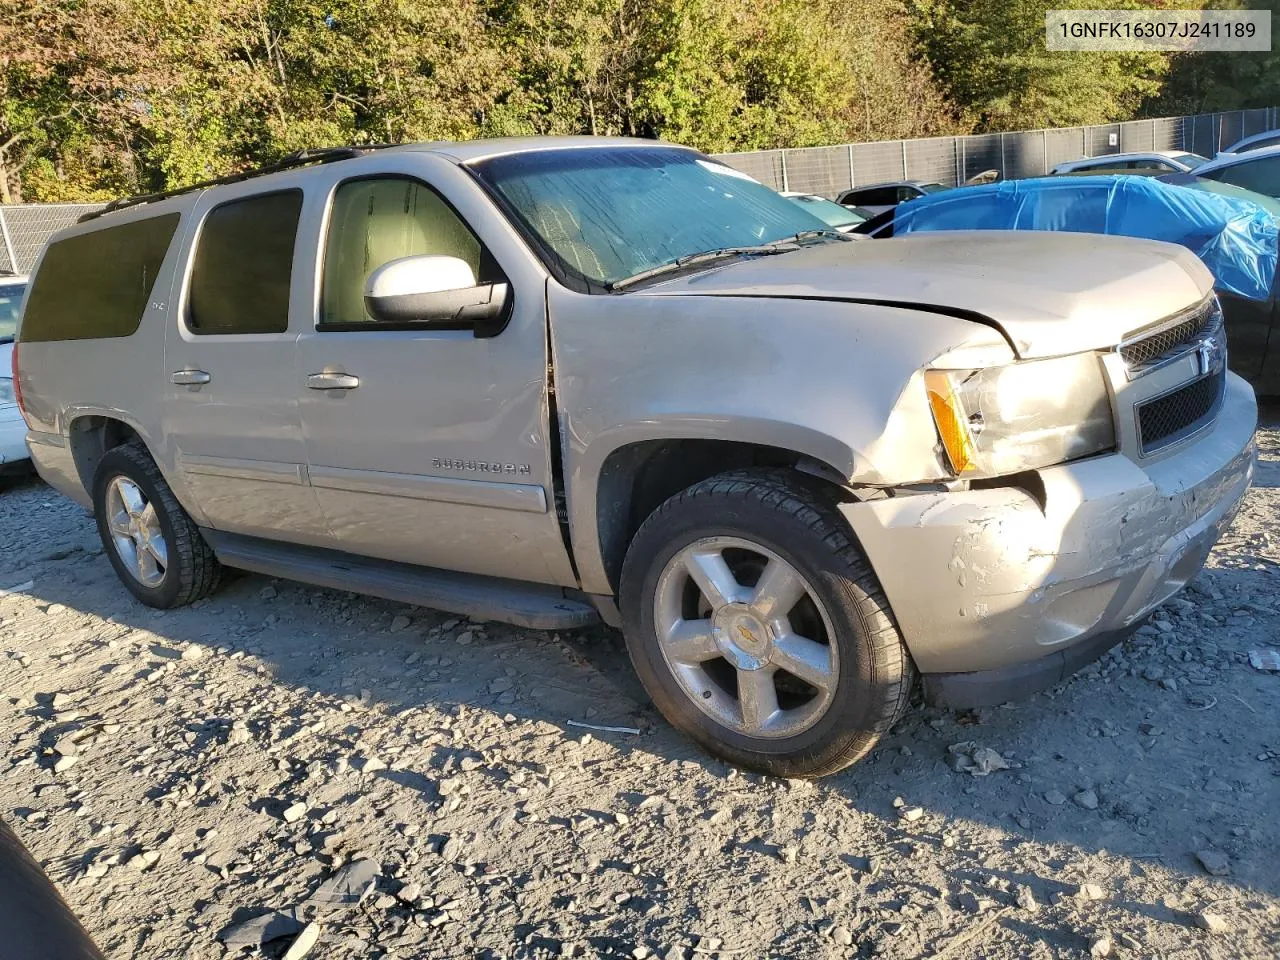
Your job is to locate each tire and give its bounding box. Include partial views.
[92,442,221,608]
[619,469,915,778]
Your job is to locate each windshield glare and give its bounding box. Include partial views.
[0,282,24,341]
[472,147,829,287]
[1175,153,1208,169]
[788,195,865,228]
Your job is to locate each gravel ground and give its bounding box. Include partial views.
[1,427,1279,960]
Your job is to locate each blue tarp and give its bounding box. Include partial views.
[891,175,1278,301]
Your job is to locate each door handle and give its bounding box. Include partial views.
[306,372,360,390]
[170,369,211,386]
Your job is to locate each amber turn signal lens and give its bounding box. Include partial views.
[925,371,974,474]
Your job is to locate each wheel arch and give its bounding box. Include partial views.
[65,412,209,527]
[67,414,144,499]
[582,431,856,597]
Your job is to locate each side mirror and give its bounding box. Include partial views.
[363,254,510,328]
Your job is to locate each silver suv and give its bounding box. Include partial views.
[14,138,1256,776]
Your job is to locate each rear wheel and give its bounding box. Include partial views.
[620,469,914,777]
[92,443,221,608]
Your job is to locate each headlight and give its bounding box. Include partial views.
[925,353,1115,478]
[0,379,12,407]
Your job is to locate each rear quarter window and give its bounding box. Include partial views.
[20,213,181,343]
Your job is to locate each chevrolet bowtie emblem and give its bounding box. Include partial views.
[1196,337,1220,377]
[736,625,759,644]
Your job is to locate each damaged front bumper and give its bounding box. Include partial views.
[840,372,1257,708]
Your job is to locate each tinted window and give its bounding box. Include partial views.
[1201,156,1280,199]
[845,187,898,206]
[0,282,25,341]
[188,190,302,335]
[20,214,180,343]
[321,178,489,326]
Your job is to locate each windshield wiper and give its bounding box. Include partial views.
[608,243,798,291]
[785,228,854,243]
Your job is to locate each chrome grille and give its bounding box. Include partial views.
[1118,298,1218,374]
[1137,368,1226,453]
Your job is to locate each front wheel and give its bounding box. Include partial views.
[619,470,915,777]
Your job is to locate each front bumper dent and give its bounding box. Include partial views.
[840,372,1256,706]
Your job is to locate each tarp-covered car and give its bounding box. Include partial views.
[876,175,1280,392]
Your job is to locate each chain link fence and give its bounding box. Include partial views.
[713,107,1280,198]
[0,203,104,275]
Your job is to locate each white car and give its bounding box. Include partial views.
[0,275,28,473]
[1191,143,1280,199]
[1050,151,1208,176]
[1220,129,1280,156]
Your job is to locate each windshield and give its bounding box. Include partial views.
[1176,175,1280,217]
[471,147,829,288]
[0,281,25,342]
[1200,154,1280,198]
[1174,153,1209,169]
[785,195,866,228]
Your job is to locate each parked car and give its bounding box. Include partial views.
[1158,173,1280,394]
[1193,143,1280,199]
[15,138,1256,777]
[1050,151,1208,176]
[0,275,29,474]
[779,192,869,233]
[872,175,1280,395]
[835,180,948,215]
[1220,128,1280,155]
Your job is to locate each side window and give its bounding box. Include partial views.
[848,187,893,206]
[898,186,920,202]
[1206,156,1280,198]
[188,190,303,335]
[320,177,493,326]
[21,213,180,343]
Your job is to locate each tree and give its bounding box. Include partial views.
[2,0,958,199]
[908,0,1180,131]
[1147,0,1280,117]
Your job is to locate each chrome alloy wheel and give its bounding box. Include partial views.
[104,477,168,588]
[653,537,839,739]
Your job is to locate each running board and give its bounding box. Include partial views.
[201,530,600,631]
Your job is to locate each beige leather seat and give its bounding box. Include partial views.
[323,179,482,323]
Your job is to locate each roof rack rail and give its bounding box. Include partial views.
[77,144,398,223]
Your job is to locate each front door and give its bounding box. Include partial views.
[294,166,577,586]
[160,183,331,545]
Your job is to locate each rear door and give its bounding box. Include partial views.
[293,155,578,586]
[160,182,332,544]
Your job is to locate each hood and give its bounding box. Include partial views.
[635,231,1215,359]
